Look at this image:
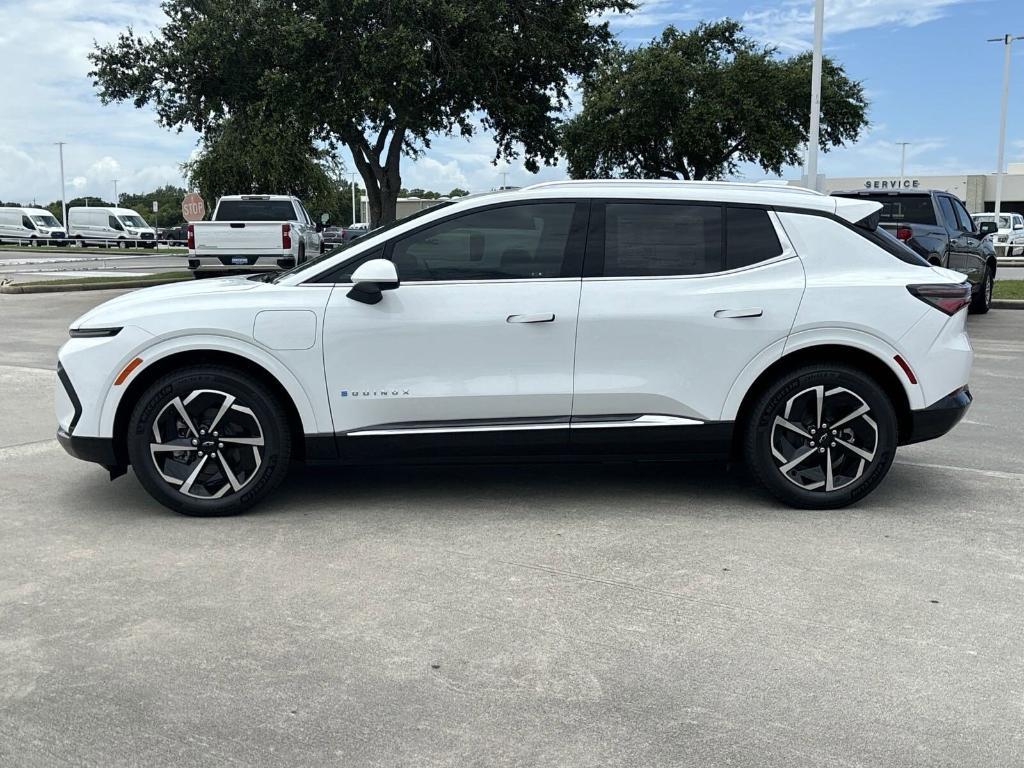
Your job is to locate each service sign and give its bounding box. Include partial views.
[863,179,921,190]
[182,192,206,222]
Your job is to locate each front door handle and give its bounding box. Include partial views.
[507,313,555,323]
[714,308,763,319]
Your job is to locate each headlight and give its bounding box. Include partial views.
[69,327,122,338]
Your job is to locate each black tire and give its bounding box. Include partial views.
[126,365,292,516]
[969,266,993,315]
[743,364,898,509]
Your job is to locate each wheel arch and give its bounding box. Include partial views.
[108,347,313,466]
[731,344,915,454]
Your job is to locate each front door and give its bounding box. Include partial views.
[571,200,805,454]
[321,200,588,460]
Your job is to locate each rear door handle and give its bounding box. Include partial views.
[714,308,763,319]
[507,313,555,323]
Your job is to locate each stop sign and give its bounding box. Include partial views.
[181,192,206,222]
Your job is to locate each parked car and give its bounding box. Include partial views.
[57,180,973,516]
[68,207,157,248]
[972,212,1024,258]
[187,195,322,278]
[321,226,347,248]
[0,207,68,245]
[344,222,369,240]
[832,189,997,314]
[159,225,188,244]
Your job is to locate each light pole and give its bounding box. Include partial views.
[112,179,119,205]
[350,172,358,225]
[804,0,825,191]
[55,142,67,228]
[988,34,1023,219]
[897,142,911,187]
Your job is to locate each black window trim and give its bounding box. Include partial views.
[303,198,591,285]
[583,199,789,280]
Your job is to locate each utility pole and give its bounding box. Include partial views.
[112,179,119,205]
[897,142,911,187]
[988,33,1023,219]
[804,0,825,191]
[55,142,67,228]
[499,170,509,189]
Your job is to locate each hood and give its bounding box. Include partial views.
[71,276,259,330]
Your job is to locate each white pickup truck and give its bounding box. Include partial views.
[973,212,1024,259]
[187,194,323,277]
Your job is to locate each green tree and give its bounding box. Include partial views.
[89,0,631,226]
[448,188,470,198]
[561,21,868,180]
[182,115,339,211]
[118,185,189,227]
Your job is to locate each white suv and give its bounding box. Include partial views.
[56,181,974,515]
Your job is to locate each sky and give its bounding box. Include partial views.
[0,0,1022,205]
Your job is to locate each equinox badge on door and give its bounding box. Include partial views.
[340,389,411,398]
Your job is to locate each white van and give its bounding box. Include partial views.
[67,206,157,248]
[0,207,68,245]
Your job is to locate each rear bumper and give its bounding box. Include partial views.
[902,386,972,445]
[57,427,120,468]
[188,254,292,272]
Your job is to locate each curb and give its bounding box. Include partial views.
[992,299,1024,310]
[0,276,190,294]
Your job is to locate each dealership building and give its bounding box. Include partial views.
[795,163,1024,215]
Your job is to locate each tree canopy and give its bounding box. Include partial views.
[561,20,868,181]
[90,0,631,226]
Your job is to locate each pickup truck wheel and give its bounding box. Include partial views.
[969,266,993,315]
[126,365,292,516]
[744,364,898,509]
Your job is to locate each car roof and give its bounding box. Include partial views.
[218,195,295,201]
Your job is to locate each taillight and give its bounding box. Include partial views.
[907,282,972,315]
[895,227,913,241]
[282,223,291,249]
[186,223,194,249]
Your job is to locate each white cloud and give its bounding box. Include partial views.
[0,0,196,204]
[743,0,971,51]
[601,0,703,30]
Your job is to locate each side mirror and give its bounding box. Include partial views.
[347,259,399,305]
[978,221,998,237]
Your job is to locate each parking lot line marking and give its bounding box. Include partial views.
[896,460,1024,482]
[0,439,59,460]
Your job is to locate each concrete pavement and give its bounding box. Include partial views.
[2,289,1023,767]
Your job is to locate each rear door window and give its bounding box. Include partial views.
[601,202,722,277]
[725,207,782,270]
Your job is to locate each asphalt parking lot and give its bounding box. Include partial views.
[2,290,1023,767]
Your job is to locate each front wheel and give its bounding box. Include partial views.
[126,366,292,516]
[969,266,993,314]
[744,365,898,509]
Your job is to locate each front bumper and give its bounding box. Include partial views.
[902,386,972,445]
[57,427,120,468]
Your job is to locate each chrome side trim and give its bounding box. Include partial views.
[347,414,703,437]
[570,415,704,429]
[348,423,568,437]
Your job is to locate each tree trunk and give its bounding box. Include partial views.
[347,124,405,229]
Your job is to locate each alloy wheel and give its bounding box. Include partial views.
[770,385,878,492]
[149,389,265,499]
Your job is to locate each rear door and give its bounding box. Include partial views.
[946,196,990,284]
[571,200,804,452]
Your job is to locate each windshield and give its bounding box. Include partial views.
[215,199,297,221]
[118,215,148,228]
[272,202,454,283]
[30,214,60,228]
[973,214,1011,229]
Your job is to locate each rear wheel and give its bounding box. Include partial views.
[744,365,898,509]
[126,366,292,516]
[969,266,993,314]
